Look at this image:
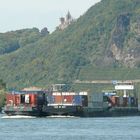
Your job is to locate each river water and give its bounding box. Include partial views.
[0,114,140,140]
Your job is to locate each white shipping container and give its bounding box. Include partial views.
[25,94,30,103]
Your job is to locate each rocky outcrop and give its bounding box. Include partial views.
[112,13,130,49]
[108,13,138,67]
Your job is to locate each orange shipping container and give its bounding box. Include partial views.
[54,96,63,104]
[30,94,37,106]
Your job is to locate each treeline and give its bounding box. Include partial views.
[0,27,49,55]
[0,79,6,110]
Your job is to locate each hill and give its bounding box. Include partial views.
[0,0,140,89]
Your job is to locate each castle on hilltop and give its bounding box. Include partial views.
[58,11,74,30]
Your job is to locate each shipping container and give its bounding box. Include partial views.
[63,95,73,104]
[92,93,103,102]
[119,96,123,107]
[73,95,82,105]
[92,102,103,108]
[136,98,138,106]
[128,97,131,107]
[82,96,88,106]
[123,97,128,107]
[131,97,136,107]
[54,95,63,104]
[37,93,45,105]
[14,94,20,106]
[115,96,119,107]
[89,93,104,108]
[6,94,14,106]
[30,94,37,106]
[47,95,55,104]
[109,96,116,106]
[25,94,30,104]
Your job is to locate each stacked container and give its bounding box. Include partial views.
[119,96,123,107]
[63,95,73,104]
[123,97,128,107]
[6,94,14,106]
[109,96,116,106]
[54,95,62,104]
[30,94,37,107]
[73,95,82,105]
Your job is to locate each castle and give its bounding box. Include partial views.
[58,11,74,30]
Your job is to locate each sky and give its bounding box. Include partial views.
[0,0,100,33]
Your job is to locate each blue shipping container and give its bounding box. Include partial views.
[73,95,82,105]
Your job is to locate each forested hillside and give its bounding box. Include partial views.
[0,0,140,89]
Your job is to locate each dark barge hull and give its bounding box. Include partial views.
[4,106,46,117]
[4,111,41,116]
[43,105,83,116]
[81,107,140,117]
[4,106,140,117]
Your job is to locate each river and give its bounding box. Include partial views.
[0,114,140,140]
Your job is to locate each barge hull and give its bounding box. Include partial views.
[43,105,83,116]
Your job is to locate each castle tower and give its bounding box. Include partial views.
[58,11,73,30]
[66,11,72,24]
[60,17,65,25]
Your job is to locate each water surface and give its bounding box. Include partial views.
[0,114,140,140]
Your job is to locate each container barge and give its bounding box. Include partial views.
[43,91,87,116]
[4,86,88,116]
[3,84,140,117]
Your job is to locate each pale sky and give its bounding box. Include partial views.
[0,0,100,33]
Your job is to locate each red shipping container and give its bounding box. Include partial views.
[6,94,14,105]
[30,94,37,106]
[63,95,73,103]
[14,95,20,106]
[109,96,116,106]
[115,96,119,107]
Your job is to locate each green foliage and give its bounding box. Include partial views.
[79,67,140,81]
[0,0,140,89]
[0,79,6,108]
[0,28,41,55]
[0,90,6,108]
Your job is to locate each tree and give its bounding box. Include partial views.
[40,27,49,36]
